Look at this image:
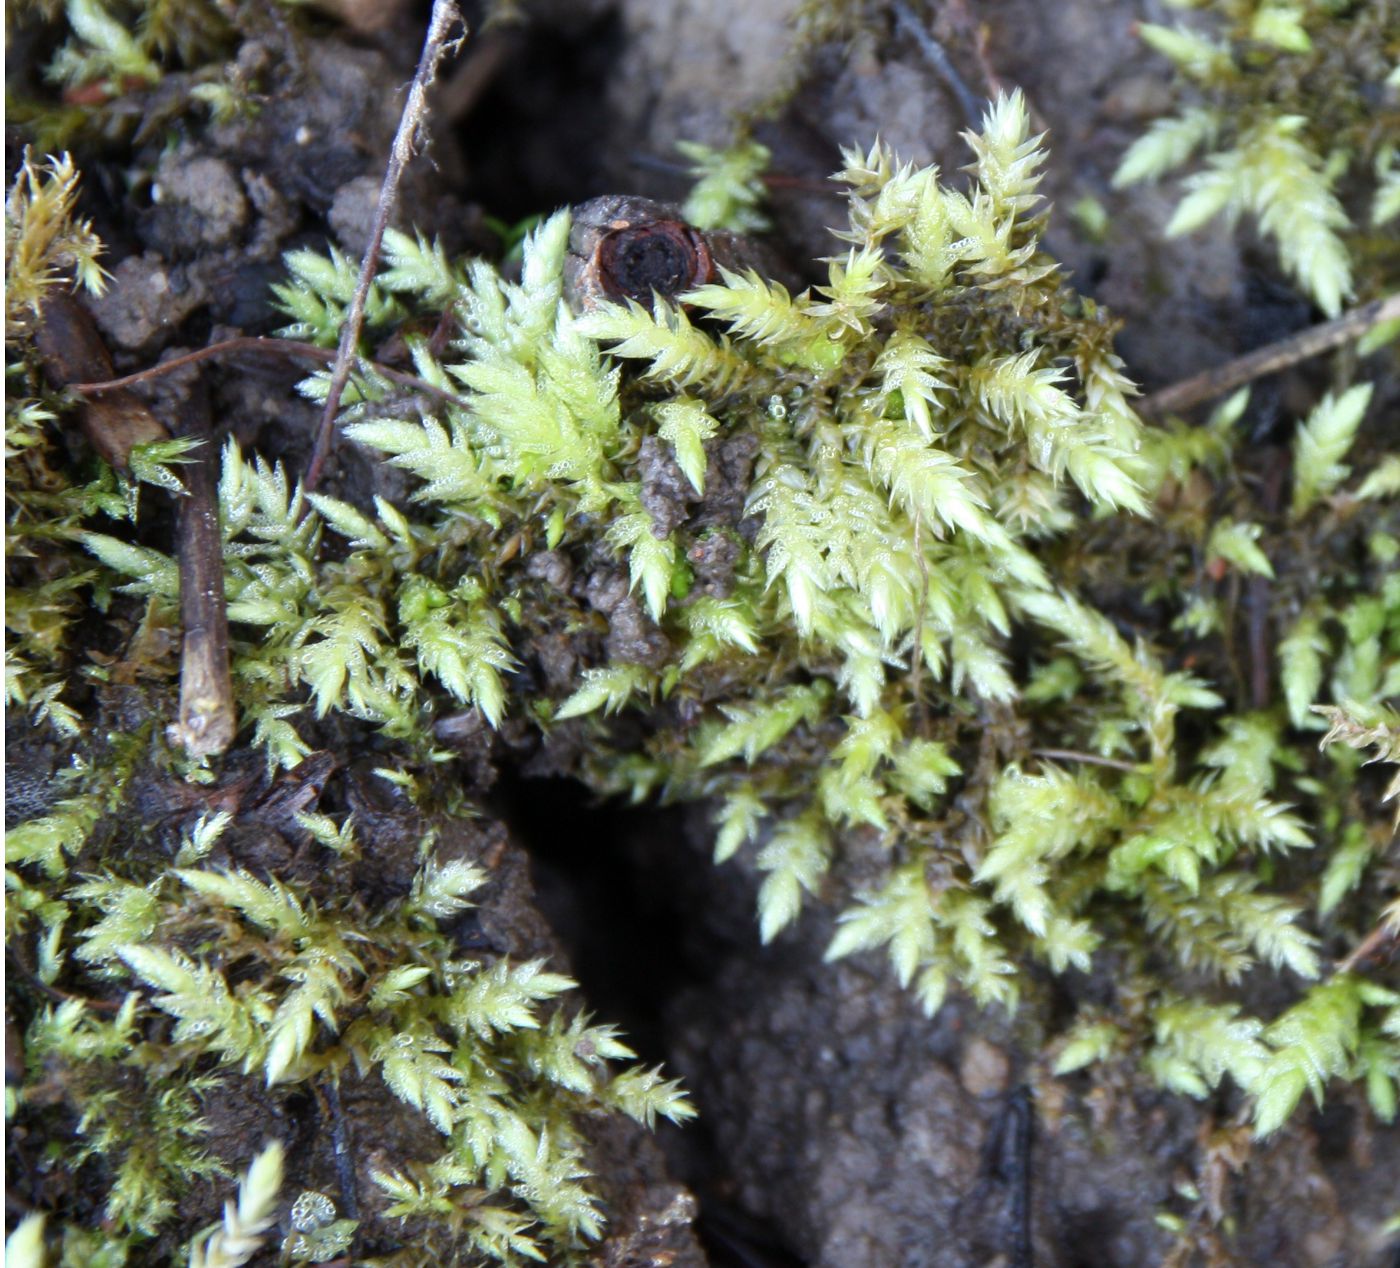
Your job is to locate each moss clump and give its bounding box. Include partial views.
[6,150,693,1264]
[1113,0,1400,318]
[6,47,1398,1265]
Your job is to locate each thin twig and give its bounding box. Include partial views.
[891,0,985,126]
[70,336,330,391]
[305,0,467,491]
[6,950,123,1012]
[911,509,928,710]
[1032,748,1139,772]
[762,172,848,196]
[1336,919,1398,975]
[940,0,1006,100]
[68,335,474,412]
[1138,293,1400,418]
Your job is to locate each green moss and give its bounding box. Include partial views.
[6,36,1399,1264]
[1113,0,1400,317]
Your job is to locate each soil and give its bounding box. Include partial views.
[7,1,1399,1266]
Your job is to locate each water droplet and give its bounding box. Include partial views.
[291,1190,337,1232]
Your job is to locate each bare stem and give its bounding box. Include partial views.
[911,509,928,712]
[322,1074,360,1223]
[1336,919,1398,975]
[1032,748,1139,773]
[69,336,473,411]
[304,0,467,490]
[1138,293,1400,418]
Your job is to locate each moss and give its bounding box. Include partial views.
[1113,0,1400,317]
[6,7,1400,1262]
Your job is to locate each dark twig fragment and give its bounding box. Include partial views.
[305,0,467,491]
[168,386,235,758]
[7,948,123,1013]
[945,0,1006,100]
[1032,748,1138,772]
[1138,293,1400,418]
[986,1085,1035,1268]
[32,291,168,469]
[32,292,234,755]
[892,0,985,126]
[319,1074,361,1224]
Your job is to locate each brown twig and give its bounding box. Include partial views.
[1336,919,1399,975]
[305,0,467,491]
[167,385,236,759]
[6,949,123,1013]
[1031,748,1139,773]
[69,336,325,391]
[1138,293,1400,418]
[945,0,1006,99]
[33,295,236,755]
[911,509,928,713]
[68,335,473,412]
[761,171,848,196]
[33,292,169,469]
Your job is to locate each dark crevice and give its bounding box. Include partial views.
[456,11,627,222]
[493,772,698,1064]
[492,769,809,1267]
